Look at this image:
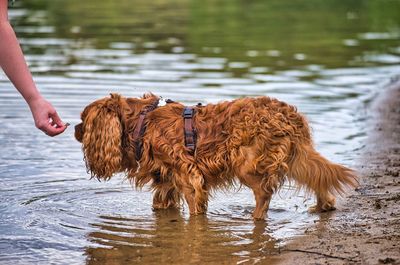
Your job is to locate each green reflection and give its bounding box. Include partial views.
[15,0,400,69]
[188,0,400,68]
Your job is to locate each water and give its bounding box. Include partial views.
[1,0,399,264]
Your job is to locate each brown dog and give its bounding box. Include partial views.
[74,93,357,220]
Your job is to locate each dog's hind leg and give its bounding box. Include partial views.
[287,142,357,212]
[248,177,273,220]
[235,144,287,220]
[253,191,272,220]
[237,172,274,220]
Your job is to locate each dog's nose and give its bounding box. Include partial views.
[74,123,83,142]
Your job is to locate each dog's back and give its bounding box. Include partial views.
[190,96,357,218]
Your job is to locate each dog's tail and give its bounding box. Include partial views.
[287,142,358,196]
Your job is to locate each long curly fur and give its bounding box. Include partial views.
[75,93,358,220]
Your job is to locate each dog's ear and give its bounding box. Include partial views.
[81,94,123,180]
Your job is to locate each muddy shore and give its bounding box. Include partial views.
[275,79,400,265]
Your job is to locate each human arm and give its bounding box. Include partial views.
[0,0,66,136]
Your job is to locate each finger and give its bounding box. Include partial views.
[50,111,65,127]
[42,123,67,137]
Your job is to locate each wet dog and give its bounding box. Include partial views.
[74,93,357,219]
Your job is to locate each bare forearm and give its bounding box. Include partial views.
[0,1,66,136]
[0,21,43,104]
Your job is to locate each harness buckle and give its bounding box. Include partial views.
[183,107,194,118]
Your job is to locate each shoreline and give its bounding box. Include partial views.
[276,78,400,264]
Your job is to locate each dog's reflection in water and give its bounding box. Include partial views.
[85,209,280,265]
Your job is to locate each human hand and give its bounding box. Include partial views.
[28,97,67,136]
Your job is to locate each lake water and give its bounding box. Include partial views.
[1,1,399,264]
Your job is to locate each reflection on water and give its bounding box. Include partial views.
[86,210,279,265]
[1,0,400,264]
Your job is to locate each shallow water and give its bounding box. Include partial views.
[1,0,400,264]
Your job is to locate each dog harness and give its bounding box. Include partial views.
[132,100,198,161]
[183,106,197,154]
[131,100,159,161]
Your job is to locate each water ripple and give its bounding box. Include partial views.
[1,1,400,264]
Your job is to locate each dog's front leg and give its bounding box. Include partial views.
[181,181,208,215]
[182,186,196,214]
[188,167,208,214]
[152,187,180,210]
[151,172,181,210]
[176,164,208,215]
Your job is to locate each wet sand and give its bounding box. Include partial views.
[276,79,400,264]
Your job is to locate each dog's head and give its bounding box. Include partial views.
[75,93,160,180]
[75,93,125,180]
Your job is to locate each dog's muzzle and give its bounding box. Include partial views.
[74,123,83,142]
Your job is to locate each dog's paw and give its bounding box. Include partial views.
[308,203,336,213]
[252,212,266,220]
[309,194,337,213]
[152,202,180,211]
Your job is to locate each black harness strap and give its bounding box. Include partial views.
[132,100,198,162]
[133,112,147,161]
[183,107,197,154]
[132,101,159,161]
